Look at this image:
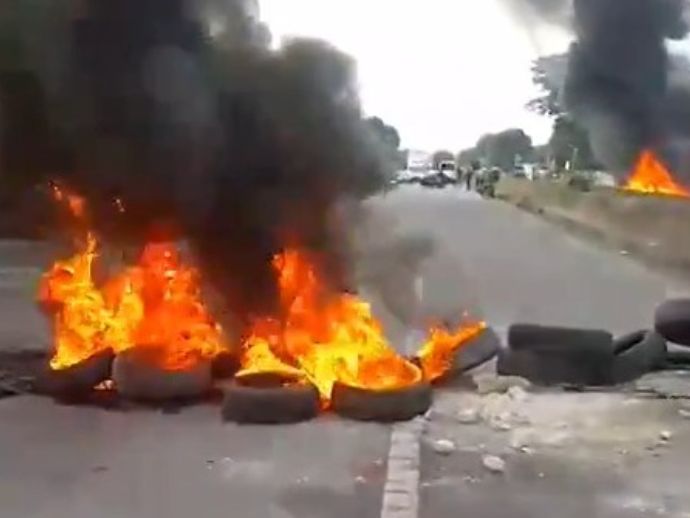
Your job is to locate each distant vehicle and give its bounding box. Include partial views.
[420,172,452,188]
[393,169,426,185]
[407,149,432,173]
[513,165,528,179]
[437,160,458,184]
[591,171,617,188]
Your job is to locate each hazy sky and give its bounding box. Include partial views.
[261,0,571,152]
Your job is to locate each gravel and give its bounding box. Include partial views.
[457,408,480,424]
[482,455,506,473]
[432,439,457,455]
[475,375,531,396]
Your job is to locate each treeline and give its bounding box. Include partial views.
[450,54,602,173]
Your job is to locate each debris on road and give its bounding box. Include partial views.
[456,407,480,424]
[432,439,456,455]
[659,430,673,442]
[482,455,506,473]
[475,374,531,395]
[509,429,531,451]
[678,409,690,420]
[507,385,529,403]
[489,414,513,432]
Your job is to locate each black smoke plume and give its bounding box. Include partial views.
[566,0,688,172]
[505,0,690,176]
[0,0,391,320]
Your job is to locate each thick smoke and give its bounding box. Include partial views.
[0,0,391,320]
[566,0,689,173]
[504,0,690,176]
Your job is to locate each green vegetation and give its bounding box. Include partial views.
[457,128,534,170]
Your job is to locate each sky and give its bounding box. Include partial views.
[261,0,571,153]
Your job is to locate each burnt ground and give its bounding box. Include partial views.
[1,186,690,517]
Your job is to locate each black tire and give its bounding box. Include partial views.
[508,324,613,355]
[331,381,432,422]
[453,326,501,373]
[655,299,690,346]
[425,326,501,383]
[501,324,614,386]
[221,378,320,424]
[499,325,664,386]
[35,349,114,398]
[612,330,667,383]
[112,352,212,401]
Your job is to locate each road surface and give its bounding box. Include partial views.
[1,186,689,518]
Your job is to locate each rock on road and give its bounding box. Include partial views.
[0,186,686,518]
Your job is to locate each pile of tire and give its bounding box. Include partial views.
[498,324,667,386]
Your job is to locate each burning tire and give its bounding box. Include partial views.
[221,373,320,424]
[655,299,690,346]
[331,381,432,422]
[450,326,501,374]
[112,350,212,401]
[612,330,667,383]
[35,349,114,398]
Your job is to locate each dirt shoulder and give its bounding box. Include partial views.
[496,177,690,278]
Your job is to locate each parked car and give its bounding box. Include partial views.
[420,172,452,188]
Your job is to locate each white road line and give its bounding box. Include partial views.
[380,418,424,518]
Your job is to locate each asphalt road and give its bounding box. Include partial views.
[1,186,688,518]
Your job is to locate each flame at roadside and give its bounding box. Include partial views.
[623,150,690,198]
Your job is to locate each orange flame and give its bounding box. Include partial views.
[623,150,690,198]
[39,190,485,396]
[416,320,487,382]
[39,234,226,371]
[240,249,485,402]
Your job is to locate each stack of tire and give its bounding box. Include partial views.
[495,298,690,387]
[497,325,667,386]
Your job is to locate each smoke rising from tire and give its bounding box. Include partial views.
[0,0,392,320]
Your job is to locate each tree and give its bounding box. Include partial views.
[431,150,454,170]
[549,116,599,170]
[526,54,602,171]
[486,129,534,170]
[526,53,568,116]
[457,147,480,166]
[456,129,535,170]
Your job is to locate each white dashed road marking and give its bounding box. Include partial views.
[380,418,424,518]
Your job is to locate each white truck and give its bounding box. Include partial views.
[407,150,432,173]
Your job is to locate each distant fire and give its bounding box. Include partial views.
[623,150,690,198]
[38,185,485,402]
